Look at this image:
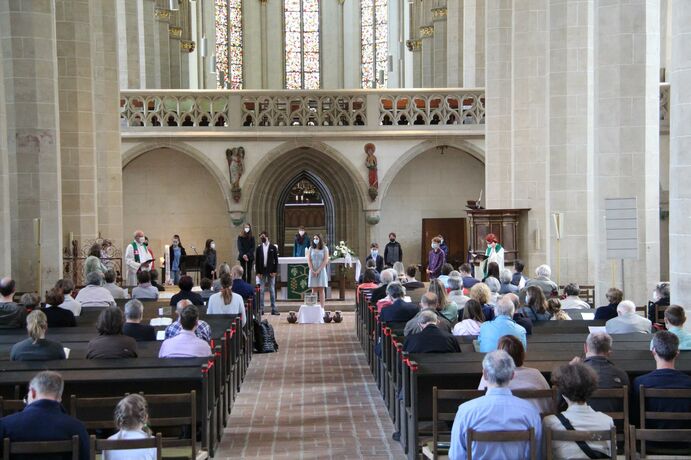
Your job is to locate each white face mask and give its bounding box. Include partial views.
[371,250,378,257]
[172,240,179,246]
[210,243,216,249]
[136,237,144,244]
[299,230,305,236]
[431,243,439,249]
[313,239,319,245]
[244,227,250,233]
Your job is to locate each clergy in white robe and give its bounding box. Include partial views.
[124,230,153,286]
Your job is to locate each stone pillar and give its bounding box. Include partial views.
[485,0,550,270]
[594,0,660,304]
[408,39,422,87]
[0,0,63,292]
[55,0,99,243]
[464,0,485,87]
[548,0,596,287]
[91,0,124,249]
[321,0,339,88]
[669,1,691,305]
[0,34,10,276]
[447,0,463,87]
[168,11,182,89]
[142,0,158,88]
[419,25,434,87]
[155,7,171,88]
[116,0,142,88]
[431,5,447,87]
[243,0,261,88]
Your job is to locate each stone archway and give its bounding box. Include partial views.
[246,146,365,257]
[276,171,336,255]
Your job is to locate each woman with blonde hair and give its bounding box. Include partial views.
[429,279,458,324]
[104,394,157,460]
[547,298,571,321]
[10,310,66,361]
[392,261,406,282]
[469,282,495,320]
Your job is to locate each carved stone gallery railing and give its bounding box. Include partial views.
[660,82,670,132]
[119,89,486,132]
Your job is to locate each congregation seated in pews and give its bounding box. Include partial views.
[356,260,691,460]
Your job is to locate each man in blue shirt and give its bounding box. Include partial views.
[449,350,542,460]
[478,296,527,352]
[0,371,90,460]
[231,265,255,300]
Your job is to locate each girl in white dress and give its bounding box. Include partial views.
[307,234,329,308]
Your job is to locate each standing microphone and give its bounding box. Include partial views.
[191,246,198,254]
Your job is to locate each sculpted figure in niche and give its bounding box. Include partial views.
[226,147,245,202]
[365,143,378,201]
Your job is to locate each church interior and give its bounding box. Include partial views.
[0,0,690,458]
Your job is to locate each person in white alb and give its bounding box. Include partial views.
[124,230,153,286]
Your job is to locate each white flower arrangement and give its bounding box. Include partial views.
[331,241,356,260]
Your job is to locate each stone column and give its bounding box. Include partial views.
[266,0,284,89]
[548,0,596,287]
[91,0,124,249]
[464,0,485,87]
[168,11,182,89]
[155,7,171,88]
[142,0,158,88]
[432,5,447,88]
[0,0,63,292]
[55,0,99,244]
[408,39,422,87]
[116,0,142,88]
[485,0,550,270]
[669,1,691,305]
[321,0,339,88]
[0,35,10,276]
[419,25,434,87]
[447,0,463,87]
[594,0,660,304]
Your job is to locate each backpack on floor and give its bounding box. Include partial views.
[253,319,278,353]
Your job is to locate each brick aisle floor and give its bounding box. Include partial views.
[215,312,406,459]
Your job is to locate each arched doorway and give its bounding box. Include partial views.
[277,172,335,256]
[246,146,365,259]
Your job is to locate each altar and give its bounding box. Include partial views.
[278,256,361,301]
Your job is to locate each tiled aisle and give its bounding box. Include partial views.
[215,312,406,459]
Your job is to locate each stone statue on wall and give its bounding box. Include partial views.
[226,146,245,203]
[365,143,378,201]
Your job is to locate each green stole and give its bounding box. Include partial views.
[483,244,503,277]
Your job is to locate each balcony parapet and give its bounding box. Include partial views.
[119,89,486,136]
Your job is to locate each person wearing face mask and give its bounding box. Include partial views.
[202,239,217,279]
[237,223,255,284]
[307,234,330,308]
[437,234,449,258]
[293,226,310,257]
[384,232,403,268]
[125,230,153,286]
[365,243,384,272]
[168,234,186,285]
[255,231,279,315]
[427,237,446,280]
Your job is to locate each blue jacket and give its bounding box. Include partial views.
[0,399,89,460]
[232,278,255,300]
[379,298,419,323]
[594,303,618,321]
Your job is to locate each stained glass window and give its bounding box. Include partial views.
[215,0,243,89]
[361,0,388,88]
[284,0,320,89]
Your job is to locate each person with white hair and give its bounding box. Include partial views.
[525,264,558,298]
[75,271,116,308]
[605,300,652,334]
[370,268,398,305]
[124,229,153,286]
[498,269,519,294]
[449,350,542,460]
[477,296,527,352]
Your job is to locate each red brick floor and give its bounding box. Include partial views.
[215,312,405,459]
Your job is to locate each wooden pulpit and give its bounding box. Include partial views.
[466,208,530,267]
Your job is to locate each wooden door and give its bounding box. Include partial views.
[420,218,467,281]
